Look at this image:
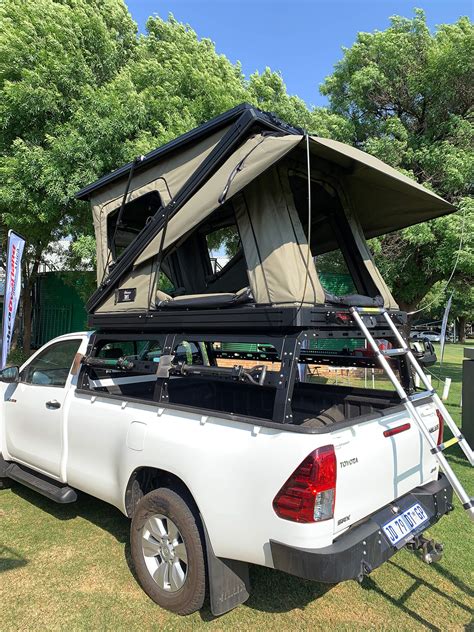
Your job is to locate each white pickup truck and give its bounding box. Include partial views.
[0,331,454,616]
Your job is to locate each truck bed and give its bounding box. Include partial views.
[93,375,401,430]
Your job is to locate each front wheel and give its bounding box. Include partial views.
[130,487,207,615]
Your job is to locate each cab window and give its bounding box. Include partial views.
[173,341,206,365]
[96,340,163,362]
[21,339,81,387]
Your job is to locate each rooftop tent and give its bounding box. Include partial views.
[77,106,455,316]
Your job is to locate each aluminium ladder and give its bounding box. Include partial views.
[350,306,474,522]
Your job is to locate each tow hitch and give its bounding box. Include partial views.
[407,534,444,564]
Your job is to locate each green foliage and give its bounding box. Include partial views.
[7,346,29,366]
[206,225,241,258]
[0,4,353,275]
[248,67,353,140]
[322,10,474,315]
[373,198,474,311]
[55,14,250,183]
[0,0,137,271]
[423,278,473,321]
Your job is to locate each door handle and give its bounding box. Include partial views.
[46,400,61,410]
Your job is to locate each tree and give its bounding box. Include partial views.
[2,7,324,351]
[321,11,474,318]
[448,281,473,344]
[0,0,137,353]
[0,8,258,352]
[370,198,474,315]
[47,13,258,265]
[6,5,470,357]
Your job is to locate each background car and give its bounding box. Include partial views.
[411,331,442,343]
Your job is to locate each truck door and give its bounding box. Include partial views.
[3,338,81,478]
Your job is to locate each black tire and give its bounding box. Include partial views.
[130,487,207,615]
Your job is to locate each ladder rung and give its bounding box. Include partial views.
[409,390,435,403]
[353,306,386,314]
[431,436,461,454]
[382,348,407,357]
[442,436,460,449]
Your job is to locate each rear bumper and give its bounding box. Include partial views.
[270,475,453,584]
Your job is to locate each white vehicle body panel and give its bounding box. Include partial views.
[0,332,441,568]
[0,334,90,479]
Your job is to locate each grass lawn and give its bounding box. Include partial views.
[1,345,472,630]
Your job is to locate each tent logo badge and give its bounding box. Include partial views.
[116,288,137,303]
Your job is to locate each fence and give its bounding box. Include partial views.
[32,304,74,348]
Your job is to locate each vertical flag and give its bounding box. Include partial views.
[1,231,26,368]
[439,292,453,366]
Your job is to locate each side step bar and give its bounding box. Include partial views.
[3,459,77,504]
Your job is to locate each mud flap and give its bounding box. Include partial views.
[202,521,250,616]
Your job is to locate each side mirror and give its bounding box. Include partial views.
[0,366,20,383]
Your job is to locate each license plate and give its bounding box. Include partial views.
[382,503,428,546]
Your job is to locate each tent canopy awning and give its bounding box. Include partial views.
[309,137,455,237]
[134,133,455,268]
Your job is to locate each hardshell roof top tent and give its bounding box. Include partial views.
[77,104,455,329]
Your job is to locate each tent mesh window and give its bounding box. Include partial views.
[288,174,377,298]
[107,191,162,260]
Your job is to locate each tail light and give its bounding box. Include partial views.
[273,445,337,523]
[335,311,351,324]
[436,409,444,445]
[383,422,411,437]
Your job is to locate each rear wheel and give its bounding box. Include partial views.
[130,487,206,615]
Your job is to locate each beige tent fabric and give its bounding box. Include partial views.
[337,187,398,309]
[134,133,453,270]
[92,178,170,285]
[134,134,303,267]
[92,126,230,283]
[96,260,157,313]
[233,167,325,304]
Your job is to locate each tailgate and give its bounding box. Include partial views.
[331,402,441,535]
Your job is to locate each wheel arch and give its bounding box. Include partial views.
[124,466,199,518]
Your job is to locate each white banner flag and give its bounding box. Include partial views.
[439,292,453,366]
[1,231,26,369]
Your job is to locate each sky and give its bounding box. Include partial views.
[124,0,472,107]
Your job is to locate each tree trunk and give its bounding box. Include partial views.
[395,299,418,340]
[458,315,467,344]
[22,285,32,356]
[390,274,441,339]
[21,257,40,357]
